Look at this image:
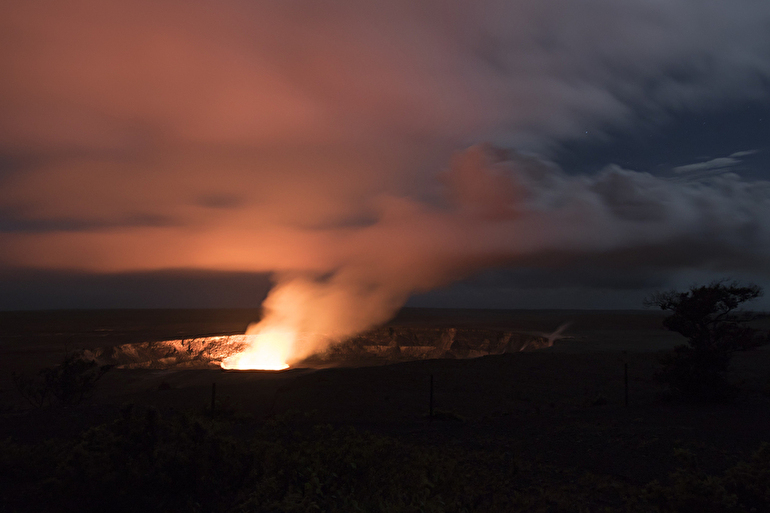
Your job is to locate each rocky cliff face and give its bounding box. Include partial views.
[84,327,551,370]
[310,327,550,365]
[82,335,249,369]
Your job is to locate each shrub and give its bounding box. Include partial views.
[12,350,112,407]
[644,443,770,512]
[12,406,770,512]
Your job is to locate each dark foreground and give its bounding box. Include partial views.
[2,308,770,512]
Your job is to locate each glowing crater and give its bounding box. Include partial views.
[220,329,295,370]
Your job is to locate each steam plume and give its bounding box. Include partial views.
[248,146,770,362]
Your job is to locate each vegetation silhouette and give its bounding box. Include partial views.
[645,280,767,401]
[13,350,112,407]
[3,405,770,512]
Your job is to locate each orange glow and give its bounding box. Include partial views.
[220,329,294,370]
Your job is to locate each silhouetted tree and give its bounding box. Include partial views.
[645,281,766,401]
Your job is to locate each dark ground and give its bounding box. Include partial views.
[2,308,770,509]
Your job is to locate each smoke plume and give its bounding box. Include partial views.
[250,146,770,362]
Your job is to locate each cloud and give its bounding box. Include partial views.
[672,149,762,176]
[673,157,742,174]
[0,268,271,310]
[2,0,770,157]
[730,150,760,158]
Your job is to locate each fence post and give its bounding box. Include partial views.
[624,363,629,407]
[429,374,434,421]
[211,382,216,417]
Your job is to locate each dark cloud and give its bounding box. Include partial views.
[0,269,271,310]
[0,210,177,233]
[452,266,673,292]
[195,193,244,210]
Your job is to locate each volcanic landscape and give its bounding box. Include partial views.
[3,307,770,486]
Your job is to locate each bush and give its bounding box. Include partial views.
[13,350,112,407]
[7,405,769,512]
[0,407,644,513]
[644,443,770,512]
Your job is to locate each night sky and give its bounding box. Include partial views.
[2,1,770,313]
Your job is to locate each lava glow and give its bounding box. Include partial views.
[220,329,294,370]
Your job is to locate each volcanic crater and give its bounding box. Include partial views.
[83,326,552,370]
